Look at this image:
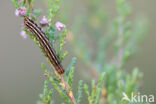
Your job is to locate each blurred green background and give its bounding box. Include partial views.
[0,0,156,104]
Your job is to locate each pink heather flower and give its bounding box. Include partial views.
[40,16,49,26]
[55,21,66,31]
[15,9,19,16]
[15,7,27,17]
[20,31,28,39]
[19,7,27,16]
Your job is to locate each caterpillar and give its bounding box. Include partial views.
[24,17,65,74]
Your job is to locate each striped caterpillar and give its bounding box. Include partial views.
[24,17,65,74]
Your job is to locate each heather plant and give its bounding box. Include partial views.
[12,0,148,104]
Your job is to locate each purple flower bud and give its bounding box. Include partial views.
[20,31,28,39]
[55,21,66,31]
[15,7,27,17]
[40,16,49,26]
[19,7,27,16]
[15,9,19,16]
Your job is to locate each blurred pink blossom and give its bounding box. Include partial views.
[20,31,28,39]
[15,7,27,17]
[40,16,49,26]
[55,21,66,31]
[15,9,19,16]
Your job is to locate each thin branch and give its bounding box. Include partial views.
[58,75,77,104]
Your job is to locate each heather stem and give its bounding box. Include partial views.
[58,75,77,104]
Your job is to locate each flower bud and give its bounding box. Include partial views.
[15,7,27,17]
[55,21,66,31]
[40,16,49,26]
[20,31,28,39]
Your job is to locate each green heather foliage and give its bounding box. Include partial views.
[12,0,148,104]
